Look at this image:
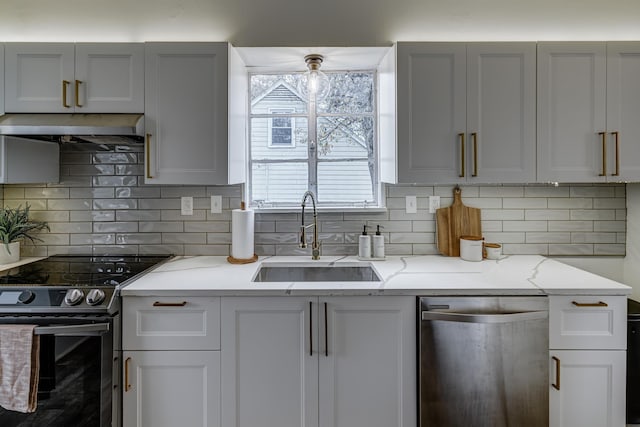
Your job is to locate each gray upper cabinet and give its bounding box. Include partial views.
[4,43,144,113]
[0,44,4,115]
[537,43,608,183]
[538,42,640,183]
[606,42,640,182]
[396,42,536,184]
[144,42,247,185]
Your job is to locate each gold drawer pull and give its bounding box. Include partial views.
[153,301,187,307]
[571,301,608,308]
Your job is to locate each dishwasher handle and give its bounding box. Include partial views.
[421,310,548,324]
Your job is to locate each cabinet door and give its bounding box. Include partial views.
[221,297,318,427]
[397,43,466,184]
[75,43,144,113]
[319,296,416,427]
[5,43,75,113]
[0,44,4,115]
[549,350,625,427]
[606,42,640,182]
[467,43,536,183]
[122,350,220,427]
[537,43,607,182]
[145,42,229,184]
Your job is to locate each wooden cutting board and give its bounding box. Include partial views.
[436,187,482,256]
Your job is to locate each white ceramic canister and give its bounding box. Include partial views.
[484,243,502,260]
[459,235,483,262]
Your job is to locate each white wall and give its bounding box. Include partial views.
[1,0,640,45]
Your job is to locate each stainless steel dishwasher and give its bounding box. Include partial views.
[419,296,549,427]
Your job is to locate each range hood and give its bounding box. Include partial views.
[0,113,144,143]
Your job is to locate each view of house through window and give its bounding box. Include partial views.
[249,71,377,208]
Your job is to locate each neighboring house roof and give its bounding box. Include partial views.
[251,79,305,106]
[252,78,368,150]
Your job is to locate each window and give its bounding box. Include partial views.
[249,72,378,209]
[268,109,295,147]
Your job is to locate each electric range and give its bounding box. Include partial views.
[0,254,172,314]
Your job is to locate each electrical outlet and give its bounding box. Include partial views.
[405,195,417,214]
[429,196,441,214]
[181,196,193,216]
[211,195,222,214]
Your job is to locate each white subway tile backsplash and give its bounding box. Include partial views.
[1,145,627,258]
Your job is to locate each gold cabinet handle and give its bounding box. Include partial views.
[571,301,608,308]
[146,133,153,179]
[598,132,607,176]
[458,133,465,178]
[75,80,83,108]
[125,357,132,392]
[611,131,620,176]
[551,356,560,390]
[471,132,478,177]
[152,301,187,307]
[62,80,71,108]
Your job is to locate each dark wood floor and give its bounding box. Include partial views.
[0,336,103,427]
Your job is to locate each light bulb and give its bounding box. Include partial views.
[297,54,331,101]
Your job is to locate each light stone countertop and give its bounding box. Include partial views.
[120,254,632,297]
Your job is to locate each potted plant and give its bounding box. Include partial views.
[0,204,49,264]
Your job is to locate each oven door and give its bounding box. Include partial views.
[0,316,115,427]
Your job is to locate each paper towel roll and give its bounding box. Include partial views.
[231,208,255,259]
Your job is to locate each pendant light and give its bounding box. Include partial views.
[298,54,331,101]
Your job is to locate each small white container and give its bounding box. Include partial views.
[485,243,502,260]
[460,236,483,262]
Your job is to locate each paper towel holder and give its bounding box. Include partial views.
[227,201,258,264]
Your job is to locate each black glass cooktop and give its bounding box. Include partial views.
[0,255,172,287]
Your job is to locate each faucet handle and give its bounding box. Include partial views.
[312,241,321,260]
[299,225,308,248]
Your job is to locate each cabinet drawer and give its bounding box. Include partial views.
[549,296,626,350]
[123,297,220,350]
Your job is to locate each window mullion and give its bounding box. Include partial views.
[308,87,318,197]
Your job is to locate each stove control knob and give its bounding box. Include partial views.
[18,290,35,304]
[86,289,106,306]
[64,289,85,306]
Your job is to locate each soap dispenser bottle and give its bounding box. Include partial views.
[358,225,371,258]
[373,225,385,258]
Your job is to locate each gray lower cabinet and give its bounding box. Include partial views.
[122,296,221,427]
[220,296,416,427]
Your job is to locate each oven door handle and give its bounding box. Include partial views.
[34,322,110,335]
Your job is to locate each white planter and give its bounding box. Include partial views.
[0,242,20,264]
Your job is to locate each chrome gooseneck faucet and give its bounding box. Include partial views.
[300,190,321,260]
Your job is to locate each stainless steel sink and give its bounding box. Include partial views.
[252,263,381,282]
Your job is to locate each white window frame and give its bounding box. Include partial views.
[267,108,296,148]
[249,71,381,211]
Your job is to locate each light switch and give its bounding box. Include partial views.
[211,195,222,214]
[181,196,193,216]
[406,196,417,214]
